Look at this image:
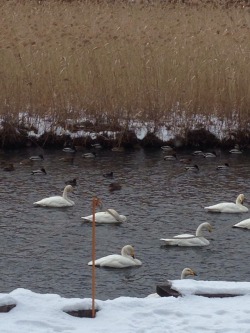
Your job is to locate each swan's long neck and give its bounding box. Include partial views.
[236,196,243,205]
[62,188,69,200]
[62,188,74,204]
[195,224,206,237]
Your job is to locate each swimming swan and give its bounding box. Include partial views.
[233,218,250,229]
[81,209,126,224]
[33,185,74,207]
[204,194,248,213]
[160,222,212,246]
[88,244,142,268]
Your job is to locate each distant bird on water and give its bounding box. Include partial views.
[103,172,114,179]
[29,154,44,161]
[65,178,77,186]
[31,168,47,175]
[82,152,97,158]
[109,182,122,192]
[216,163,229,170]
[3,163,15,171]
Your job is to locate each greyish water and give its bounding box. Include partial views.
[0,147,249,300]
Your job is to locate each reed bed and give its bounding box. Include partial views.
[1,0,250,144]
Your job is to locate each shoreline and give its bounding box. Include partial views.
[0,120,248,151]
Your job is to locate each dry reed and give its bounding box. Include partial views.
[0,0,250,139]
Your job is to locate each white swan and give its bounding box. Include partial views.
[233,218,250,229]
[204,194,248,213]
[181,268,197,279]
[81,209,126,224]
[160,222,212,246]
[88,245,142,268]
[33,185,74,207]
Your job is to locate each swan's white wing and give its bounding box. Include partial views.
[88,254,141,268]
[233,218,250,229]
[33,195,73,207]
[173,233,194,239]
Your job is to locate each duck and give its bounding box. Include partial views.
[112,146,125,152]
[65,178,77,186]
[82,152,97,158]
[163,153,177,161]
[233,218,250,229]
[203,151,217,158]
[59,156,74,163]
[204,194,248,213]
[29,154,44,161]
[103,171,114,179]
[192,150,204,156]
[91,143,102,149]
[31,168,47,175]
[185,165,199,171]
[33,185,74,207]
[229,144,243,154]
[109,182,122,192]
[161,145,174,152]
[20,158,34,165]
[62,146,77,153]
[216,163,229,170]
[180,268,197,279]
[3,163,15,171]
[88,244,142,268]
[160,222,212,246]
[81,209,126,224]
[179,158,192,164]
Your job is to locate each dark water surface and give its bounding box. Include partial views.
[0,147,250,300]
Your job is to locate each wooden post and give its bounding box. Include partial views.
[91,197,100,318]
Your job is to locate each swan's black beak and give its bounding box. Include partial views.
[132,254,135,259]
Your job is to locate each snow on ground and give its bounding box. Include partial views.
[1,280,250,333]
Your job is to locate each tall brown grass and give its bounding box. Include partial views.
[1,0,250,137]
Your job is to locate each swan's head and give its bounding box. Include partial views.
[201,222,213,232]
[65,185,74,193]
[121,245,135,258]
[237,194,245,204]
[181,268,197,279]
[106,209,126,222]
